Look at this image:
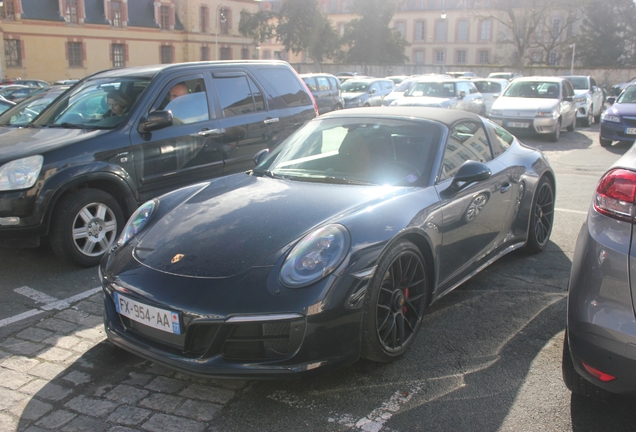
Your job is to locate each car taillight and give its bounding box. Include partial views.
[594,168,636,222]
[296,72,319,116]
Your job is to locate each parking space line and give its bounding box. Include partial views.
[14,286,60,304]
[555,207,587,215]
[0,287,101,329]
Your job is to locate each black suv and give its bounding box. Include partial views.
[0,61,317,266]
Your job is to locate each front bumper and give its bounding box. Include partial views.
[101,251,367,379]
[0,189,46,246]
[567,210,636,395]
[600,121,636,143]
[489,116,558,135]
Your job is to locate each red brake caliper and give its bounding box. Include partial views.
[402,287,409,314]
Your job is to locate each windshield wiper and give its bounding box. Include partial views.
[48,122,85,129]
[250,169,285,179]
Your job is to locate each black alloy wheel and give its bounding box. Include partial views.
[524,177,554,254]
[361,240,429,362]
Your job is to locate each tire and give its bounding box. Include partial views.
[562,331,612,400]
[363,103,371,107]
[49,188,125,267]
[567,116,575,132]
[479,105,486,117]
[548,120,561,142]
[582,107,593,127]
[599,136,613,147]
[361,240,430,362]
[333,104,343,111]
[524,177,554,254]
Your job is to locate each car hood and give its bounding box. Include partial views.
[392,96,452,107]
[0,126,107,163]
[606,102,636,116]
[573,89,591,96]
[492,97,558,112]
[134,174,413,278]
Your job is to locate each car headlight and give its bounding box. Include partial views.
[536,110,558,118]
[602,112,621,123]
[574,96,587,104]
[0,155,44,191]
[489,109,503,117]
[348,99,361,107]
[117,199,158,247]
[280,224,350,288]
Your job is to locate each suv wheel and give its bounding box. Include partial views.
[50,189,124,267]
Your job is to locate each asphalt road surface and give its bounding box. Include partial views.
[1,121,635,431]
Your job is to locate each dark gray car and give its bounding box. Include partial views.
[300,73,343,115]
[563,145,636,399]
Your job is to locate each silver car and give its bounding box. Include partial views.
[488,76,577,142]
[341,78,395,108]
[390,78,484,114]
[563,146,636,399]
[560,75,605,126]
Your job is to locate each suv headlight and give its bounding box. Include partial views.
[536,110,558,118]
[574,96,588,104]
[117,199,158,247]
[0,155,44,191]
[280,224,350,288]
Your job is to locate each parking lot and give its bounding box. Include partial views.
[1,123,636,431]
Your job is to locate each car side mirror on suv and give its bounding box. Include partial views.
[138,110,173,133]
[607,97,616,105]
[458,91,466,99]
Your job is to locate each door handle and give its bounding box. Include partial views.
[500,182,512,193]
[198,128,223,137]
[264,118,280,124]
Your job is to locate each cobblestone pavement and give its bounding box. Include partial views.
[0,292,250,431]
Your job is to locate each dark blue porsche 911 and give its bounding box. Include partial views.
[100,107,555,379]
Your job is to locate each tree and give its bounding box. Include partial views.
[341,0,409,65]
[576,0,636,67]
[239,0,341,68]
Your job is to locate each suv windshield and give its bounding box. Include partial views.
[617,85,636,103]
[33,77,151,129]
[341,81,370,93]
[502,81,560,99]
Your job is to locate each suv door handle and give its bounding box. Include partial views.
[197,128,223,137]
[264,118,280,124]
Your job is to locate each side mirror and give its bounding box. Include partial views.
[493,93,500,99]
[458,91,466,99]
[138,110,173,133]
[607,97,616,105]
[445,160,491,194]
[253,148,270,166]
[369,88,377,95]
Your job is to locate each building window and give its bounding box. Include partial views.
[415,21,425,41]
[456,50,466,64]
[262,50,271,60]
[329,0,337,13]
[112,43,125,67]
[548,51,559,65]
[2,1,16,20]
[68,42,83,67]
[551,18,561,39]
[4,39,21,67]
[457,20,468,41]
[480,19,491,41]
[201,46,209,61]
[160,5,170,30]
[241,47,249,59]
[436,20,446,42]
[160,45,173,63]
[478,49,490,64]
[200,6,209,33]
[220,47,231,60]
[395,22,406,38]
[65,0,78,24]
[219,8,229,35]
[414,50,424,64]
[435,49,445,64]
[110,1,122,27]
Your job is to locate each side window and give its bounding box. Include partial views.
[328,77,340,90]
[468,82,479,94]
[316,76,330,91]
[370,82,381,93]
[381,81,393,91]
[590,77,597,88]
[486,121,513,157]
[214,74,264,118]
[151,77,210,124]
[456,82,469,94]
[303,77,317,92]
[258,67,312,107]
[440,121,493,181]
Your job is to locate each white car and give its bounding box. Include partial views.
[488,76,577,142]
[471,78,509,117]
[391,78,484,114]
[560,75,605,126]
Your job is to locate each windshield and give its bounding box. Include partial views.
[566,77,589,90]
[0,87,68,126]
[617,85,636,103]
[473,81,503,94]
[341,81,370,93]
[33,77,151,129]
[395,79,417,92]
[406,82,456,98]
[502,81,560,98]
[257,117,439,186]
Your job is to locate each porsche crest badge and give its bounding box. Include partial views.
[171,254,185,264]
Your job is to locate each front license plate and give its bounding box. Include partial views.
[507,121,530,128]
[625,128,636,135]
[114,292,181,334]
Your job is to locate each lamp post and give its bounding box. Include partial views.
[570,43,576,76]
[215,3,227,60]
[441,11,447,74]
